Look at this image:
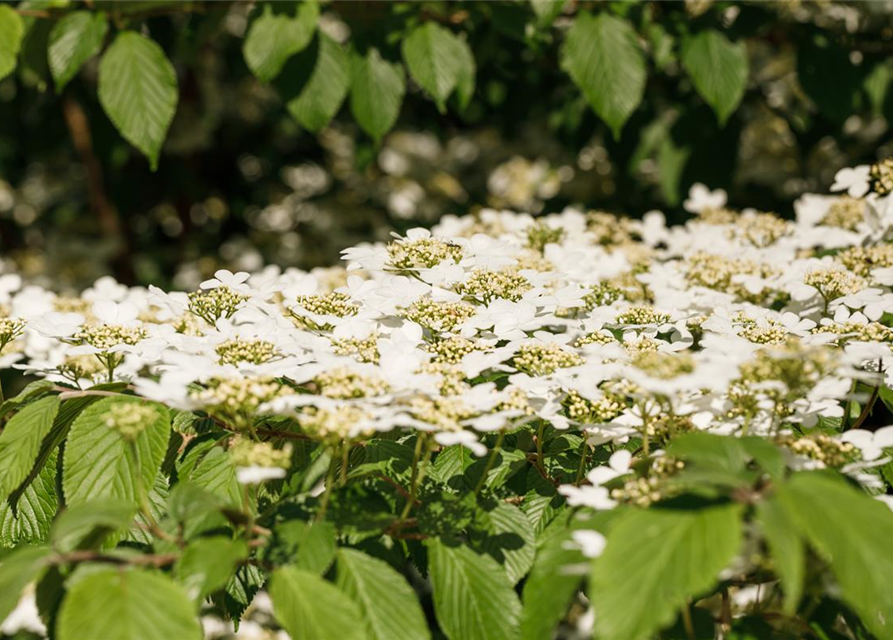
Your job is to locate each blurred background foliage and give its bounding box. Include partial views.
[1,0,893,290]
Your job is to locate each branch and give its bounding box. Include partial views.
[53,550,178,567]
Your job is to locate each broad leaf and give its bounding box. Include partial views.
[681,30,748,125]
[243,1,318,83]
[98,31,178,170]
[175,536,248,601]
[472,502,535,584]
[0,395,60,501]
[777,471,893,638]
[755,497,804,615]
[350,47,405,143]
[48,11,108,91]
[0,5,24,82]
[62,397,170,506]
[51,499,135,552]
[0,451,57,547]
[336,548,430,640]
[402,22,464,111]
[266,520,336,575]
[270,566,368,640]
[520,514,587,640]
[530,0,567,27]
[281,33,350,133]
[561,12,646,138]
[0,546,51,623]
[591,503,744,640]
[57,568,202,640]
[428,539,522,640]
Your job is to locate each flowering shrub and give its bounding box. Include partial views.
[5,161,893,639]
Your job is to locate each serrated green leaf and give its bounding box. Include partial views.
[98,31,178,170]
[0,546,51,624]
[681,30,748,125]
[280,33,350,133]
[402,22,465,111]
[755,497,804,615]
[62,397,170,506]
[176,536,248,601]
[336,548,430,640]
[472,502,534,585]
[777,471,893,638]
[243,0,318,83]
[428,539,522,640]
[48,11,108,91]
[183,445,242,506]
[350,47,405,143]
[667,432,747,473]
[0,451,57,547]
[591,503,744,640]
[270,566,368,640]
[0,5,24,82]
[561,12,646,138]
[57,568,202,640]
[0,380,55,421]
[266,520,335,575]
[0,395,61,501]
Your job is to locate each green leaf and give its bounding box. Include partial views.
[243,0,318,83]
[0,379,55,421]
[183,445,242,506]
[451,35,475,111]
[561,12,646,138]
[591,503,744,640]
[0,5,24,82]
[48,11,108,91]
[520,514,587,640]
[530,0,567,27]
[336,548,431,640]
[51,499,135,552]
[864,62,892,117]
[0,395,61,501]
[667,432,746,473]
[471,502,535,585]
[266,520,336,575]
[755,498,804,615]
[777,471,893,638]
[62,397,170,506]
[57,568,202,640]
[402,22,465,111]
[681,30,748,125]
[270,566,368,640]
[280,33,350,133]
[428,539,522,640]
[0,451,57,547]
[176,536,248,601]
[0,546,51,624]
[350,47,405,143]
[98,31,178,170]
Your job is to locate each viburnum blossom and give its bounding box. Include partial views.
[6,161,893,640]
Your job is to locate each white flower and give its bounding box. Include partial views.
[683,183,727,213]
[831,165,871,198]
[569,530,607,558]
[839,427,893,461]
[236,466,287,485]
[200,269,251,292]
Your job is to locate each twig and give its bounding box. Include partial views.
[53,550,178,567]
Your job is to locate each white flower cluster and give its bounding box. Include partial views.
[2,163,893,501]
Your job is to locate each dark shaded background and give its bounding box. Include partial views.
[1,0,892,290]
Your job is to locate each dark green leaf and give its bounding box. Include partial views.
[48,11,108,91]
[98,31,178,170]
[281,33,350,133]
[175,536,248,601]
[350,47,405,143]
[0,5,24,82]
[0,451,57,547]
[0,395,60,501]
[471,502,534,585]
[0,546,51,623]
[243,0,318,83]
[756,497,804,615]
[51,499,135,552]
[561,12,646,138]
[402,22,465,111]
[681,30,748,125]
